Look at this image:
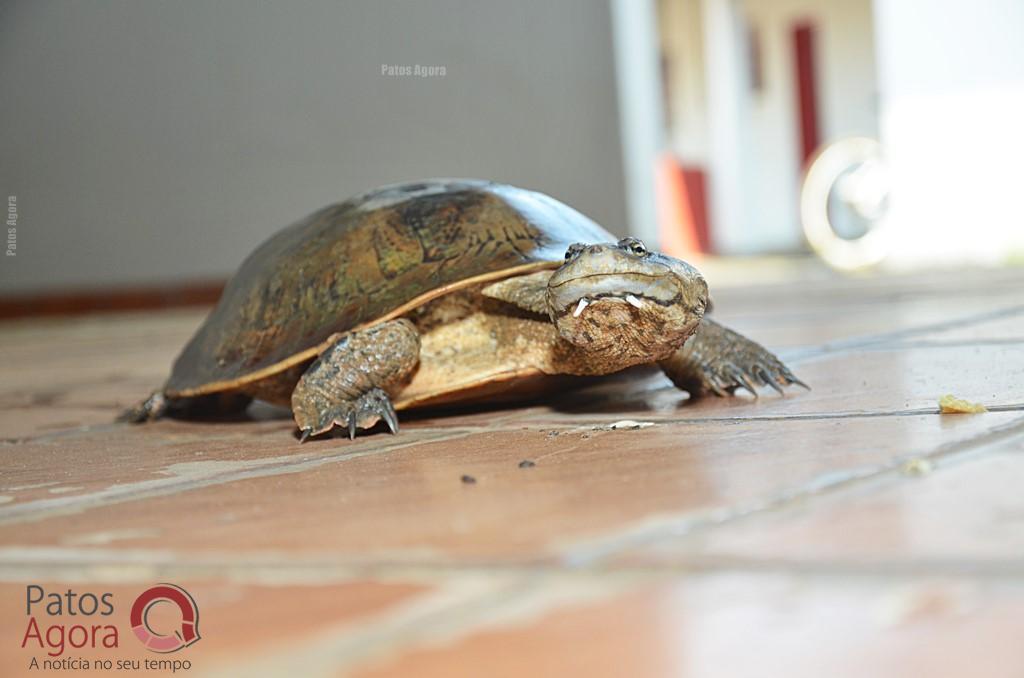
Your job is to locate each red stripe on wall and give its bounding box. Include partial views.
[792,22,820,165]
[680,167,711,252]
[656,154,711,257]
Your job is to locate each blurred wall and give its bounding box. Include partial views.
[610,0,663,248]
[740,0,877,253]
[0,0,627,294]
[874,0,1024,268]
[659,0,877,254]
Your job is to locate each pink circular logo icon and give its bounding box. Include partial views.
[130,584,200,653]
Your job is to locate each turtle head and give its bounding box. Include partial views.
[482,237,707,366]
[546,238,707,360]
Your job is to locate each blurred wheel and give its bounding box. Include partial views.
[800,137,890,271]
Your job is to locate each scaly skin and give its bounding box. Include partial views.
[659,318,807,397]
[543,238,707,373]
[291,319,420,440]
[537,238,804,397]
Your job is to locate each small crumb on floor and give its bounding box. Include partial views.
[518,460,535,469]
[938,394,988,414]
[901,458,934,476]
[460,474,476,484]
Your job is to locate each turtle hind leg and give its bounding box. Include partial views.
[291,319,420,441]
[658,318,807,398]
[118,391,171,423]
[118,391,252,423]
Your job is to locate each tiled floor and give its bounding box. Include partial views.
[1,267,1023,677]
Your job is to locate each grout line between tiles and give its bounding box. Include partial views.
[556,414,1024,569]
[648,403,1024,424]
[781,302,1024,365]
[0,428,484,525]
[3,547,1024,584]
[4,407,1023,526]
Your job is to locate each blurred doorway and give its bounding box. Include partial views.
[656,0,879,257]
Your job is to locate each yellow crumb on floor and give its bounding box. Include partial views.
[938,394,988,414]
[901,458,934,476]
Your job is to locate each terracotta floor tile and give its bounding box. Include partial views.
[0,420,476,515]
[0,311,204,439]
[352,574,1024,678]
[708,269,1024,349]
[713,298,1023,350]
[1,413,1017,563]
[618,426,1024,568]
[912,311,1024,343]
[509,344,1024,432]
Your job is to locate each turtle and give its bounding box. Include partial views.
[122,179,806,440]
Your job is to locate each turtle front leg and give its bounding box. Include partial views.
[291,319,420,441]
[658,318,807,397]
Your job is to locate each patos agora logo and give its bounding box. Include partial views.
[21,582,200,669]
[130,584,201,653]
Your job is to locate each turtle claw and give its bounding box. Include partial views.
[353,388,399,436]
[294,387,401,441]
[660,319,808,399]
[784,370,811,390]
[729,367,760,398]
[715,354,806,398]
[379,396,399,434]
[761,371,786,395]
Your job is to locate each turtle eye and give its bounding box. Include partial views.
[564,243,585,261]
[618,237,648,257]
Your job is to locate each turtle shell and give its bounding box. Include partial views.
[166,179,615,397]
